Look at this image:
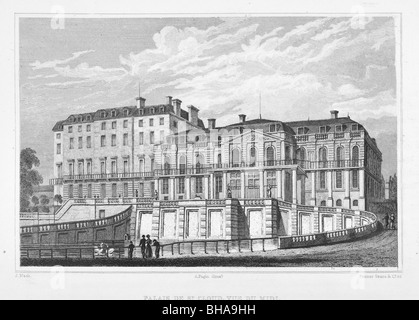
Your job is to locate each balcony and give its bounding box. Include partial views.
[315,133,328,140]
[49,178,63,185]
[334,133,345,139]
[296,135,309,142]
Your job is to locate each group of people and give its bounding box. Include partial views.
[128,235,161,260]
[384,213,397,230]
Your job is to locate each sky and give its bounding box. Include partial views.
[19,16,398,183]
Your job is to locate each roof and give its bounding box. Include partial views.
[222,118,295,135]
[285,117,362,134]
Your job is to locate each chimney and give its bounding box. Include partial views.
[330,110,339,119]
[208,119,216,130]
[166,96,173,106]
[173,99,182,116]
[188,105,199,126]
[239,114,247,123]
[136,97,146,108]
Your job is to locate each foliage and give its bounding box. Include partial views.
[20,148,43,212]
[54,194,63,204]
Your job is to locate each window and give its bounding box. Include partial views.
[86,162,92,175]
[123,133,128,146]
[351,124,359,131]
[56,144,61,155]
[99,210,106,219]
[173,121,178,129]
[266,146,275,166]
[100,161,106,174]
[149,119,154,127]
[336,171,343,189]
[78,137,83,149]
[86,125,91,132]
[100,184,106,199]
[162,178,169,194]
[139,132,144,145]
[250,147,257,166]
[101,135,106,147]
[336,125,343,132]
[160,118,165,125]
[78,162,84,175]
[178,177,185,194]
[111,134,117,147]
[319,126,327,134]
[123,183,129,197]
[336,147,344,167]
[336,199,342,207]
[56,133,61,139]
[112,183,117,198]
[101,122,106,130]
[179,156,186,175]
[87,184,92,198]
[111,161,117,175]
[248,172,260,189]
[353,200,359,207]
[123,120,128,128]
[139,159,145,173]
[78,125,82,133]
[267,171,276,187]
[196,177,203,194]
[138,120,143,127]
[285,146,291,161]
[69,138,74,149]
[319,147,327,168]
[86,115,91,121]
[160,130,165,143]
[320,171,326,189]
[123,160,129,174]
[68,126,73,133]
[57,164,62,178]
[78,184,83,198]
[215,175,223,194]
[320,200,326,207]
[86,136,91,148]
[112,121,117,129]
[230,172,241,190]
[68,185,74,199]
[231,149,240,167]
[111,111,116,117]
[269,124,276,132]
[69,163,74,176]
[150,131,155,144]
[352,146,359,166]
[151,159,155,171]
[352,169,359,189]
[297,127,305,135]
[217,154,222,166]
[124,110,129,117]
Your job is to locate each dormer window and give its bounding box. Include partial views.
[152,108,155,114]
[351,124,359,131]
[297,127,305,135]
[160,107,164,113]
[78,117,82,122]
[319,126,327,134]
[269,124,276,133]
[86,115,91,121]
[140,109,144,116]
[336,125,343,132]
[101,112,106,118]
[111,111,117,117]
[124,110,129,117]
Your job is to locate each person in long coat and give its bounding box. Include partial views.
[139,235,147,259]
[146,235,153,258]
[152,239,161,259]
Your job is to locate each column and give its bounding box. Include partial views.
[343,170,351,208]
[185,177,191,200]
[260,170,265,198]
[310,171,316,206]
[209,173,214,199]
[327,171,333,207]
[241,171,246,199]
[292,169,298,204]
[170,178,176,200]
[276,170,283,200]
[280,141,286,161]
[282,170,286,202]
[359,169,365,210]
[223,172,228,199]
[154,179,159,200]
[204,176,209,200]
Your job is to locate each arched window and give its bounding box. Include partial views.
[353,200,359,207]
[217,154,222,167]
[320,200,326,207]
[196,154,204,173]
[352,146,360,166]
[231,149,240,167]
[336,146,344,167]
[266,146,275,166]
[336,199,342,207]
[250,147,257,167]
[296,148,306,168]
[319,147,327,168]
[179,155,186,175]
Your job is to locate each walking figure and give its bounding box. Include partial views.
[153,239,161,259]
[139,235,147,259]
[146,235,153,258]
[128,241,135,260]
[384,213,390,230]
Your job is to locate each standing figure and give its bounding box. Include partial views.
[267,185,272,198]
[384,213,390,230]
[139,235,147,259]
[152,239,161,259]
[146,235,153,258]
[128,241,135,260]
[227,185,232,199]
[155,190,159,201]
[135,189,139,198]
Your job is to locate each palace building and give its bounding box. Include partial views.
[45,94,383,243]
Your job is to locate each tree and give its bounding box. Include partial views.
[40,195,50,213]
[20,148,43,212]
[54,194,63,205]
[31,195,39,212]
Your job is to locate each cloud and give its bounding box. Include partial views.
[29,50,95,70]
